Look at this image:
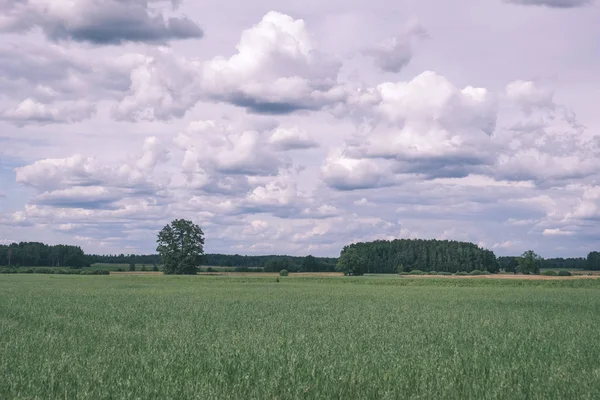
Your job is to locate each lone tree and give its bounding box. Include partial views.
[157,219,205,275]
[517,250,542,275]
[336,246,367,276]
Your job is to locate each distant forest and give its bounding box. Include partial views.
[88,253,339,272]
[498,256,591,272]
[1,241,599,271]
[343,239,500,273]
[0,242,89,268]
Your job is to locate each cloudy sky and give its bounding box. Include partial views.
[0,0,599,257]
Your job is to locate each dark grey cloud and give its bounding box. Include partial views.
[34,196,120,210]
[506,0,592,7]
[0,0,203,44]
[224,94,318,115]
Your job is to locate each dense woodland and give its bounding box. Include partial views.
[2,241,599,272]
[0,242,89,268]
[340,239,500,273]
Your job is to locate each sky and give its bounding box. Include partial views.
[0,0,599,258]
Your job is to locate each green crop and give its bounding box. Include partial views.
[1,274,599,399]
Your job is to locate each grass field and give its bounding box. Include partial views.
[1,275,600,399]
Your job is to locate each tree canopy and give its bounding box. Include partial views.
[337,247,367,276]
[517,250,542,275]
[156,219,205,275]
[337,239,499,274]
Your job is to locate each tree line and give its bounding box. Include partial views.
[337,239,600,275]
[3,236,600,273]
[88,252,338,272]
[498,256,596,271]
[336,239,500,275]
[205,254,338,272]
[87,253,162,265]
[0,242,89,268]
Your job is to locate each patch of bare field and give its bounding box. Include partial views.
[404,274,598,280]
[109,271,163,276]
[572,270,600,276]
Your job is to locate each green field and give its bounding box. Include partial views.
[1,275,600,399]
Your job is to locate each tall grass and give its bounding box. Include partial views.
[1,275,599,399]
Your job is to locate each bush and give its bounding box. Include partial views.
[117,268,124,272]
[80,270,109,275]
[408,270,425,275]
[140,266,148,272]
[152,265,159,272]
[279,269,289,276]
[438,271,452,275]
[542,270,557,276]
[455,271,468,276]
[234,267,250,273]
[469,270,489,275]
[558,270,572,276]
[427,271,438,275]
[207,267,215,273]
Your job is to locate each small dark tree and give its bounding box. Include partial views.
[129,262,135,271]
[336,246,367,276]
[156,219,205,275]
[518,250,542,275]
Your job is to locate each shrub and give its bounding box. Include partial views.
[140,266,148,272]
[409,270,425,275]
[438,271,452,276]
[79,270,109,275]
[117,268,124,272]
[558,270,572,276]
[207,267,215,273]
[469,270,489,275]
[542,270,557,276]
[235,267,250,273]
[427,271,438,275]
[455,271,468,276]
[152,265,159,272]
[279,269,289,276]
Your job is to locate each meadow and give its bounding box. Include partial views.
[1,275,600,399]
